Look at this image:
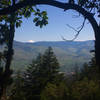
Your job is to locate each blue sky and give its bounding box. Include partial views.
[15,0,95,42]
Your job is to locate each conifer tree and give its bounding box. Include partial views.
[23,54,43,100]
[41,82,69,100]
[40,46,60,84]
[9,71,25,100]
[23,47,60,100]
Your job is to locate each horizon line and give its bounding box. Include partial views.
[14,39,94,43]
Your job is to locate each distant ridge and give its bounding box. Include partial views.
[12,40,94,72]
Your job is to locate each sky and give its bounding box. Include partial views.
[15,0,96,42]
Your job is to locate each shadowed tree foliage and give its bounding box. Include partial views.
[9,71,25,100]
[23,47,61,100]
[7,51,100,100]
[0,0,48,99]
[41,82,69,100]
[71,77,100,100]
[0,0,100,99]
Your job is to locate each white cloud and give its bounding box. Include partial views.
[28,40,35,43]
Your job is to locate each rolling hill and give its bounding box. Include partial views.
[11,40,94,72]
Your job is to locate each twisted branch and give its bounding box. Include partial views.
[61,18,86,41]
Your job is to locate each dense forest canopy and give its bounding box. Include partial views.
[5,47,100,100]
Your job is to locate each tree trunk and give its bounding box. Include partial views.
[1,87,7,100]
[1,11,15,100]
[95,26,100,70]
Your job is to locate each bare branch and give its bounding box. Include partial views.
[72,18,86,40]
[0,0,99,40]
[63,18,86,41]
[72,14,81,18]
[66,24,78,32]
[61,35,73,41]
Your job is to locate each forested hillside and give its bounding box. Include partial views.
[12,40,94,72]
[9,47,100,100]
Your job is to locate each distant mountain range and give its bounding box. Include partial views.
[11,40,94,72]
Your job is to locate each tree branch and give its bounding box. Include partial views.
[0,0,100,66]
[0,0,99,47]
[72,18,86,41]
[0,0,98,32]
[61,18,86,41]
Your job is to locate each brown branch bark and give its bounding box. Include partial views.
[0,0,99,34]
[65,18,86,41]
[0,0,99,37]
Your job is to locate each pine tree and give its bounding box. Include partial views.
[39,47,60,84]
[41,82,69,100]
[80,56,100,80]
[23,47,60,100]
[23,54,43,100]
[8,71,25,100]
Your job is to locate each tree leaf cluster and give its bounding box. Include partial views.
[33,9,48,28]
[9,47,64,100]
[0,0,48,28]
[78,0,100,17]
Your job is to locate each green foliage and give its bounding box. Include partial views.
[77,0,100,17]
[41,82,69,100]
[0,0,99,99]
[40,47,60,80]
[70,55,100,100]
[33,10,48,28]
[11,41,93,72]
[0,0,48,28]
[67,0,100,17]
[0,67,3,97]
[22,47,61,100]
[8,52,100,100]
[9,71,25,100]
[23,55,42,100]
[80,56,100,80]
[0,1,48,98]
[0,0,11,8]
[0,24,9,45]
[72,77,100,100]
